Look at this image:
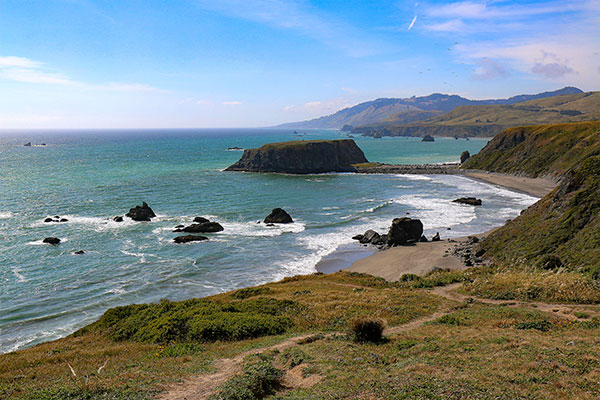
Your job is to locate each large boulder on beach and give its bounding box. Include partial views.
[174,235,208,244]
[453,197,482,206]
[126,202,156,221]
[43,237,61,245]
[387,218,423,246]
[225,139,368,174]
[264,208,293,224]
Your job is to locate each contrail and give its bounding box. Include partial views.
[408,15,417,30]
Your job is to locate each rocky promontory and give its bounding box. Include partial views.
[225,139,368,174]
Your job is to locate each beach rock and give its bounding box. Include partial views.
[467,236,479,244]
[352,234,364,241]
[193,217,210,224]
[180,222,224,233]
[73,250,85,255]
[431,232,441,242]
[460,150,471,163]
[113,216,124,222]
[453,197,482,206]
[419,235,428,242]
[225,139,368,174]
[475,248,486,257]
[125,202,156,221]
[43,237,61,245]
[387,218,423,246]
[264,208,293,224]
[173,235,208,244]
[422,135,435,142]
[360,230,381,244]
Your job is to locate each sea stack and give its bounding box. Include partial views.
[225,139,368,174]
[422,135,435,142]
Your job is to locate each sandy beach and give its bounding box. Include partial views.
[341,173,558,281]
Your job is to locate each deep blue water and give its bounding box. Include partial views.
[0,129,537,353]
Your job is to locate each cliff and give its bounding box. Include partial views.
[225,139,368,174]
[465,121,600,274]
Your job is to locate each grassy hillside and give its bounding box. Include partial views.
[356,91,600,138]
[463,121,600,177]
[462,121,600,275]
[3,271,600,399]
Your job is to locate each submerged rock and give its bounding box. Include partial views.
[176,221,224,233]
[113,216,124,222]
[264,208,293,224]
[126,202,156,221]
[73,250,85,255]
[453,197,482,206]
[43,237,61,245]
[225,139,368,174]
[174,235,208,244]
[387,218,423,246]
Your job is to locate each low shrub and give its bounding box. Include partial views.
[536,254,564,270]
[350,317,386,343]
[515,320,552,332]
[281,347,309,368]
[231,287,273,299]
[430,314,466,326]
[209,355,283,400]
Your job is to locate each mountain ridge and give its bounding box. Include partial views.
[277,87,583,129]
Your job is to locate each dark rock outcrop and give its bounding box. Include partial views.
[113,216,123,222]
[387,218,423,246]
[193,217,210,224]
[24,142,32,147]
[422,135,435,142]
[264,208,293,224]
[431,232,441,242]
[419,235,428,242]
[460,150,471,163]
[174,235,208,244]
[43,237,61,245]
[44,216,68,223]
[225,139,368,174]
[73,250,85,255]
[352,229,387,247]
[453,197,482,206]
[175,222,224,233]
[126,202,156,221]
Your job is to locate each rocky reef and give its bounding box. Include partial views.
[225,139,368,174]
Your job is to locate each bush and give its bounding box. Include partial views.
[350,317,386,343]
[515,320,552,332]
[209,356,283,400]
[430,314,466,326]
[231,287,273,299]
[536,254,564,270]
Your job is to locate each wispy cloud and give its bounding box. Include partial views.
[284,97,353,116]
[0,55,166,92]
[408,15,418,31]
[223,101,242,105]
[192,0,386,57]
[472,58,509,80]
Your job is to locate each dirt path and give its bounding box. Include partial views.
[157,283,599,399]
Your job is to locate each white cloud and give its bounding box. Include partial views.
[0,55,165,92]
[223,101,242,105]
[472,58,509,80]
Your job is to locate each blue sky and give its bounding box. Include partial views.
[0,0,598,128]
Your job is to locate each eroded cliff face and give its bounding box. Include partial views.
[225,139,368,174]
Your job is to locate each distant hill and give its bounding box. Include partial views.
[277,87,583,129]
[357,91,600,138]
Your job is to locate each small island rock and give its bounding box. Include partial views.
[174,235,208,244]
[453,197,482,206]
[125,202,156,221]
[43,237,61,245]
[422,135,435,142]
[264,208,293,224]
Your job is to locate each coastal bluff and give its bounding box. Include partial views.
[225,139,368,174]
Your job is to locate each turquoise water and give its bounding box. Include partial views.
[0,129,537,353]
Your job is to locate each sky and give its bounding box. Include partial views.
[0,0,598,128]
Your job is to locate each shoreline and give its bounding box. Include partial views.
[316,171,557,280]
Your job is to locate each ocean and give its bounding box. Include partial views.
[0,128,538,353]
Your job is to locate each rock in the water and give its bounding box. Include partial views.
[43,237,61,245]
[59,218,68,223]
[264,208,293,224]
[125,202,156,221]
[24,142,32,147]
[73,250,85,255]
[352,234,364,241]
[422,135,435,142]
[460,150,471,163]
[174,235,209,244]
[387,218,423,246]
[419,235,428,242]
[175,224,185,229]
[113,216,124,222]
[453,197,482,206]
[360,230,381,244]
[44,217,54,223]
[181,222,224,233]
[225,139,368,174]
[193,217,210,223]
[431,232,441,242]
